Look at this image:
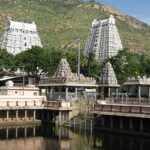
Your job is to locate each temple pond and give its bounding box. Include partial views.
[0,124,150,150]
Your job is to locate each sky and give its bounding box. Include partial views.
[97,0,150,25]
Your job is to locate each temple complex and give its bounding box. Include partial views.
[38,58,97,101]
[84,15,122,63]
[0,17,42,55]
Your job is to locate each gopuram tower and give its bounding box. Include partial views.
[0,17,42,55]
[84,15,122,97]
[84,15,122,63]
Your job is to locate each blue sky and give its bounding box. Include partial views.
[97,0,150,25]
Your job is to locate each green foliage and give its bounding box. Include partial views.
[14,46,44,80]
[109,48,150,83]
[80,52,101,77]
[0,49,14,68]
[13,47,100,80]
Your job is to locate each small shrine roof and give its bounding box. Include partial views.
[123,76,150,85]
[39,58,97,87]
[98,62,120,87]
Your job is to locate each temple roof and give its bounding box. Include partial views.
[53,58,74,79]
[98,62,120,87]
[39,58,96,86]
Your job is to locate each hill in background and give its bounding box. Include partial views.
[0,0,150,54]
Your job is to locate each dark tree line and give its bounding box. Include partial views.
[1,47,149,84]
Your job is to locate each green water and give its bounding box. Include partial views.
[0,124,149,150]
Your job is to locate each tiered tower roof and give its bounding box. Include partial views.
[99,62,119,87]
[53,58,96,83]
[84,15,122,63]
[39,58,96,85]
[0,17,42,55]
[54,58,73,79]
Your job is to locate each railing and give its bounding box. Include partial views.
[39,77,96,85]
[46,92,77,101]
[39,77,66,84]
[113,97,150,104]
[0,100,43,109]
[94,103,150,114]
[46,92,96,101]
[43,101,71,110]
[43,101,61,108]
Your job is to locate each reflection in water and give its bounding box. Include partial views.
[0,125,150,150]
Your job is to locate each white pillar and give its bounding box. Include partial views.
[24,127,27,137]
[58,87,61,100]
[66,87,69,101]
[50,87,53,99]
[16,110,18,121]
[59,111,61,124]
[25,110,27,120]
[75,88,78,99]
[116,88,118,98]
[108,88,111,97]
[33,110,36,120]
[138,85,141,103]
[6,128,9,139]
[6,110,9,121]
[15,128,18,138]
[33,126,35,136]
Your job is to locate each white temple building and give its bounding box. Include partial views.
[84,15,122,63]
[0,17,42,55]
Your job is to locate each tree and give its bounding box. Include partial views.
[109,48,147,83]
[0,49,14,67]
[14,46,44,81]
[80,52,101,77]
[0,49,14,75]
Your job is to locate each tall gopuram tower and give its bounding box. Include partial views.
[0,17,42,55]
[84,15,122,63]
